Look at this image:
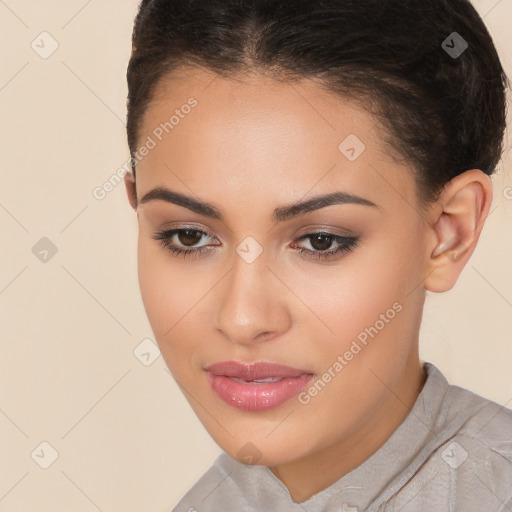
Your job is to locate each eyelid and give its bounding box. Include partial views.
[294,225,355,238]
[159,223,217,239]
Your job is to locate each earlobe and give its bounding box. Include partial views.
[124,172,138,212]
[423,169,493,293]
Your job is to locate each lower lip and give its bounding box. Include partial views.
[206,372,315,411]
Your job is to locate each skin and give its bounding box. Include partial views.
[124,66,493,503]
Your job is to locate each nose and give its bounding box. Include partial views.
[213,250,291,346]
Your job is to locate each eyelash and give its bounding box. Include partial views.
[153,227,359,261]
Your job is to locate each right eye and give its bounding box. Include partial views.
[153,228,217,259]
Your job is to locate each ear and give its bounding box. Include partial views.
[124,171,138,212]
[423,169,493,293]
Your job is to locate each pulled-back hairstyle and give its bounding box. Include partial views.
[126,0,509,207]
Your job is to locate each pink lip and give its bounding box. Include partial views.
[204,361,315,412]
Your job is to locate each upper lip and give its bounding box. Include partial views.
[204,361,313,380]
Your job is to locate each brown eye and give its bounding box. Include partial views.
[177,229,204,247]
[292,232,360,261]
[152,227,215,259]
[308,233,336,251]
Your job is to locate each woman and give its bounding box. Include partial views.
[123,0,512,509]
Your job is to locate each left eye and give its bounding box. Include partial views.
[153,228,359,261]
[292,231,359,260]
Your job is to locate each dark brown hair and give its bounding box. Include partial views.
[126,0,509,207]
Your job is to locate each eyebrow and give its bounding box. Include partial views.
[139,186,379,222]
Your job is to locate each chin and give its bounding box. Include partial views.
[214,434,309,468]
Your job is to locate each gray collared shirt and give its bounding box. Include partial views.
[171,362,512,511]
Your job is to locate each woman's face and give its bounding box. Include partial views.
[131,66,433,467]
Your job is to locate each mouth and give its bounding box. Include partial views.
[204,360,315,411]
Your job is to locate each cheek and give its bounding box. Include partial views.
[137,239,198,345]
[137,239,167,331]
[137,236,220,379]
[284,230,423,376]
[289,246,409,336]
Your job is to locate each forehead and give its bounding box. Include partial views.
[136,66,417,212]
[141,66,374,150]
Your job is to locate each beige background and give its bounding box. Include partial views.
[0,1,511,511]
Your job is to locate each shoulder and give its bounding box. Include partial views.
[440,378,512,462]
[385,367,512,511]
[406,369,512,509]
[421,362,512,460]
